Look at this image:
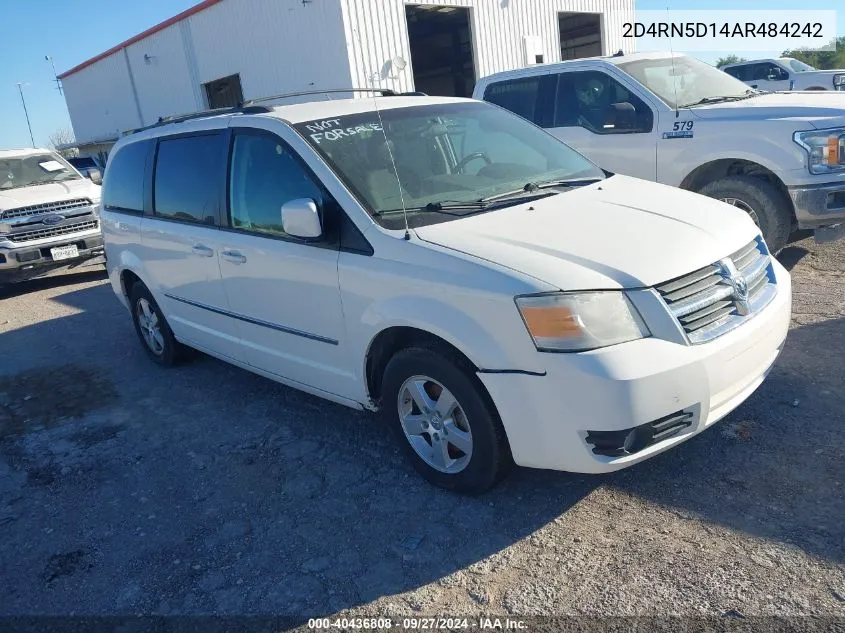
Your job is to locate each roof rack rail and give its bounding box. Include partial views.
[243,88,399,105]
[124,89,428,136]
[125,104,272,135]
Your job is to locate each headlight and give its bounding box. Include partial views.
[834,74,845,88]
[515,291,650,352]
[793,128,845,174]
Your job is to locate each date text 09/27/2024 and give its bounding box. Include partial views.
[307,617,528,630]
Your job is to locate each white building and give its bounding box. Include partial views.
[59,0,634,156]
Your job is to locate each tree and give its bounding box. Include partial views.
[48,128,76,157]
[783,36,845,70]
[716,55,747,68]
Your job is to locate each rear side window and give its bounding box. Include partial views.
[484,77,542,123]
[103,141,150,212]
[154,134,222,224]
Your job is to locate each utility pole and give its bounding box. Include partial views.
[16,83,35,148]
[45,55,63,95]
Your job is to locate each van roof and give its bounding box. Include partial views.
[0,148,53,159]
[121,95,475,143]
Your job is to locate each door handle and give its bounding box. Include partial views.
[221,250,247,264]
[191,244,214,257]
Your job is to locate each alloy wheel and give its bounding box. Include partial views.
[397,375,473,474]
[136,298,165,356]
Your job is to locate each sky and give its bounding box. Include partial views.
[2,0,844,150]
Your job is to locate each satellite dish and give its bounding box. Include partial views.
[391,56,408,72]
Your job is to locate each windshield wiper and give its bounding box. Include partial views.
[480,178,601,204]
[373,200,486,217]
[679,90,758,108]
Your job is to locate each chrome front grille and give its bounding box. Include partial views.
[7,220,99,243]
[656,237,777,344]
[0,198,92,220]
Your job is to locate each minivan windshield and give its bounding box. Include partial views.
[618,55,757,109]
[0,152,81,190]
[294,101,604,228]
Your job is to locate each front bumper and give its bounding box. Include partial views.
[0,234,105,283]
[479,261,792,474]
[788,180,845,229]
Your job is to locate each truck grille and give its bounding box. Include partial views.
[0,198,93,220]
[656,237,776,344]
[7,220,99,243]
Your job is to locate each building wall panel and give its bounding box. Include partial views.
[61,52,140,144]
[341,0,635,93]
[187,0,352,104]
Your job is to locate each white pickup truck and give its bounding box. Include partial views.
[721,57,845,92]
[473,52,845,252]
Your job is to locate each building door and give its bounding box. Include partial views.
[405,5,477,97]
[203,74,244,109]
[559,13,603,60]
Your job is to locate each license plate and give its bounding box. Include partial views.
[50,244,79,261]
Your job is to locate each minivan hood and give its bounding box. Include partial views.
[690,91,845,128]
[0,179,100,212]
[414,175,759,290]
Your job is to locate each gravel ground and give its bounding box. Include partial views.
[0,234,843,621]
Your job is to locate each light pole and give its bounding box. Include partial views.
[45,55,63,95]
[16,83,35,148]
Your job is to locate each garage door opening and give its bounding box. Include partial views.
[559,13,603,60]
[405,5,476,97]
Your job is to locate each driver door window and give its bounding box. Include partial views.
[553,71,653,134]
[228,131,325,238]
[750,63,790,89]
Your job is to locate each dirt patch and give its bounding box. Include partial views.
[0,366,117,439]
[42,550,91,584]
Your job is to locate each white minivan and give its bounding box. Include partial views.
[102,94,791,493]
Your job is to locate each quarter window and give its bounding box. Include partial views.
[103,140,150,212]
[154,135,222,224]
[228,132,324,237]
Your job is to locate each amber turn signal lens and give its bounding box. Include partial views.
[520,305,583,339]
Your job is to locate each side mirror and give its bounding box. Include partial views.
[604,102,638,131]
[281,198,322,239]
[88,169,102,185]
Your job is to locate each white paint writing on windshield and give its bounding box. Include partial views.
[304,118,383,144]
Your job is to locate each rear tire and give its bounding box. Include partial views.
[380,346,511,494]
[129,282,187,367]
[697,175,792,253]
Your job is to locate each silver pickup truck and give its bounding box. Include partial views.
[0,148,104,285]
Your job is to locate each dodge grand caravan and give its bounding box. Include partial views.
[102,94,791,493]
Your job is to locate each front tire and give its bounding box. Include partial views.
[697,175,792,253]
[129,282,186,367]
[380,346,511,494]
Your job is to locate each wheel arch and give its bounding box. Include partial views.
[679,158,796,222]
[364,326,481,407]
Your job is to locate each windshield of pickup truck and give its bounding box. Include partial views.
[294,101,604,228]
[618,55,756,109]
[0,153,81,190]
[783,58,815,72]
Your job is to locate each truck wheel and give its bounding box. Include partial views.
[697,176,792,253]
[129,282,187,367]
[380,346,511,494]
